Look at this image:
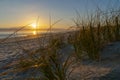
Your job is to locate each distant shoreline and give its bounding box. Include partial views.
[0,28,67,31]
[0,29,70,40]
[0,30,75,44]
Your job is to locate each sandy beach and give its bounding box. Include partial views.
[1,0,120,79]
[0,35,120,80]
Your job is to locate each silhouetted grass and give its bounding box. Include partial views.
[68,9,120,61]
[0,8,120,80]
[12,33,74,80]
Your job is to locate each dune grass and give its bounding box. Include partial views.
[12,34,74,80]
[68,9,120,61]
[0,9,120,80]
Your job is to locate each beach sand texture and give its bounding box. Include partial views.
[0,37,120,80]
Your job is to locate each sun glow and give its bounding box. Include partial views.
[29,22,41,35]
[30,23,37,35]
[33,31,37,35]
[31,23,37,29]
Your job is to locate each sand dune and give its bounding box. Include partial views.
[0,37,120,80]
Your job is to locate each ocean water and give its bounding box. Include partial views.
[0,29,66,39]
[0,30,47,39]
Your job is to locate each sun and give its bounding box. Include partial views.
[29,22,41,35]
[31,23,37,29]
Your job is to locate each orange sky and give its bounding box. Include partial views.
[0,0,119,29]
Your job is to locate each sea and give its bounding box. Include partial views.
[0,29,67,39]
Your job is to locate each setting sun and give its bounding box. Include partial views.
[31,23,37,29]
